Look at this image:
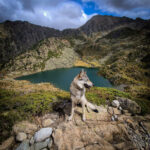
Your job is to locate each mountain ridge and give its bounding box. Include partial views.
[1,14,150,66]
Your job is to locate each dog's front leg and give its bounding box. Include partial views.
[82,102,86,121]
[68,100,75,121]
[86,104,91,113]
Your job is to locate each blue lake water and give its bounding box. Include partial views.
[16,67,112,91]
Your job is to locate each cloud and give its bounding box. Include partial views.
[0,0,94,30]
[1,0,149,30]
[82,0,150,19]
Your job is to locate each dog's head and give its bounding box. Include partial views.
[77,69,93,89]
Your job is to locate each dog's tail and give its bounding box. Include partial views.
[86,101,99,113]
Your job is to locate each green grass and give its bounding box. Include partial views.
[133,98,150,114]
[0,88,69,143]
[86,87,131,106]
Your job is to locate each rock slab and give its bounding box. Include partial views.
[34,138,50,150]
[34,128,52,142]
[16,140,30,150]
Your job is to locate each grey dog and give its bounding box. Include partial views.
[68,69,98,121]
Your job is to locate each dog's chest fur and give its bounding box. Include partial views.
[70,80,85,100]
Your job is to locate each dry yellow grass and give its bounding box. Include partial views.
[90,61,101,67]
[74,60,91,67]
[0,79,59,93]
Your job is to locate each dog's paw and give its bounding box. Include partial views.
[93,109,99,113]
[82,116,86,122]
[67,116,72,121]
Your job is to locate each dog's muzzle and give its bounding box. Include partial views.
[84,83,92,89]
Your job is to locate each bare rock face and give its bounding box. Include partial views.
[52,107,133,150]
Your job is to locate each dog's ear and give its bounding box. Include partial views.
[80,69,85,75]
[77,73,80,78]
[78,70,83,79]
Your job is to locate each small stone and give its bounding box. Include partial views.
[34,128,52,142]
[30,137,34,145]
[123,110,128,113]
[112,100,120,108]
[42,119,54,127]
[0,136,14,150]
[16,140,30,150]
[28,134,33,139]
[113,108,121,114]
[34,138,50,150]
[16,132,27,142]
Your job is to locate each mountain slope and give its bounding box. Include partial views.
[0,15,149,67]
[2,37,80,76]
[0,21,60,65]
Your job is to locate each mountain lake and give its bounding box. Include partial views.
[16,67,112,91]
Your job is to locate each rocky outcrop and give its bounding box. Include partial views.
[5,100,150,150]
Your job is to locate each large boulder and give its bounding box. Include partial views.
[116,97,141,114]
[42,119,54,127]
[13,121,38,135]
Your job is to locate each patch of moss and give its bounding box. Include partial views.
[133,98,150,114]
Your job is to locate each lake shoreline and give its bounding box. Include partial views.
[15,67,112,91]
